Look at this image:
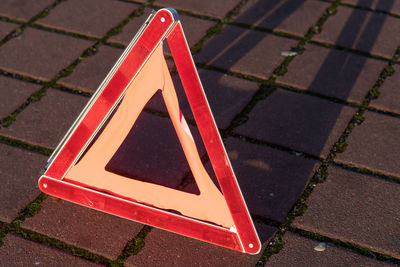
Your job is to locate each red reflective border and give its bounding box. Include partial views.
[167,23,261,254]
[39,176,243,251]
[45,9,175,179]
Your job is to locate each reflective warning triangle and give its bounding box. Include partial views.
[39,8,261,254]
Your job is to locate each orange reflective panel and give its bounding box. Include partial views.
[65,44,234,227]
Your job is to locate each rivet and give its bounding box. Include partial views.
[160,17,165,22]
[43,183,47,188]
[249,243,253,248]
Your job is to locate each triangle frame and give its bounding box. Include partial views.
[38,8,261,254]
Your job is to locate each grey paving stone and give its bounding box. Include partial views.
[154,0,241,19]
[195,25,298,79]
[224,137,319,222]
[0,76,40,119]
[0,89,88,149]
[36,0,139,38]
[266,232,395,266]
[293,166,400,259]
[0,21,18,40]
[335,111,400,177]
[277,44,386,103]
[0,234,103,266]
[0,28,94,81]
[0,144,47,223]
[21,198,143,260]
[370,65,400,114]
[313,6,400,58]
[58,45,123,93]
[342,0,400,16]
[0,0,54,21]
[235,88,356,158]
[233,0,330,36]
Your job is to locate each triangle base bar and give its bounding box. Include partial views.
[39,176,244,251]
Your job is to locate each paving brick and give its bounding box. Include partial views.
[0,89,88,149]
[0,28,93,81]
[342,0,400,16]
[235,89,356,158]
[0,234,103,267]
[125,225,274,267]
[0,76,40,119]
[335,111,400,177]
[233,0,330,36]
[0,21,18,40]
[110,8,216,49]
[154,0,241,19]
[21,198,143,260]
[108,8,153,46]
[370,65,400,114]
[0,144,47,223]
[195,25,298,79]
[105,112,206,189]
[0,0,54,21]
[266,232,394,266]
[58,46,123,92]
[224,137,319,222]
[293,166,400,258]
[36,0,139,38]
[277,44,386,103]
[312,6,400,59]
[146,69,260,129]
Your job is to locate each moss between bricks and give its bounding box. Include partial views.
[115,225,152,265]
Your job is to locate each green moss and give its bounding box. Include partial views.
[12,193,47,226]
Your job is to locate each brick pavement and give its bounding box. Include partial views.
[0,0,400,266]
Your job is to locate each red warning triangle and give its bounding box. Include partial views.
[39,8,261,254]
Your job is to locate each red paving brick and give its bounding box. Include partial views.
[235,89,356,158]
[0,144,47,223]
[233,0,330,36]
[108,8,153,45]
[36,0,139,38]
[154,0,241,19]
[277,44,386,103]
[105,112,206,189]
[370,65,400,114]
[125,226,273,267]
[195,25,298,79]
[0,28,93,81]
[0,76,40,119]
[0,0,55,21]
[342,0,400,16]
[266,232,395,266]
[335,111,400,177]
[110,9,216,49]
[293,166,400,258]
[0,89,88,149]
[224,137,319,222]
[146,69,260,129]
[21,198,143,260]
[312,6,400,59]
[0,21,18,40]
[58,45,123,92]
[0,234,103,266]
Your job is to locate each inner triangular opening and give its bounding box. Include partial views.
[105,90,201,194]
